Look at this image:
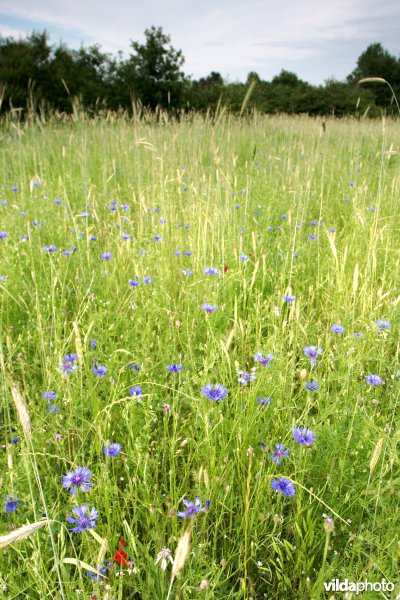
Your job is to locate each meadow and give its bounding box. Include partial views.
[0,111,399,599]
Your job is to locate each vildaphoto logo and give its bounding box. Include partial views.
[323,579,396,594]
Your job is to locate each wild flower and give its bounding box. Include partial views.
[271,444,290,465]
[201,303,217,313]
[62,467,92,495]
[167,363,183,372]
[59,354,78,375]
[129,278,140,287]
[42,391,57,401]
[4,496,19,513]
[283,295,296,303]
[103,443,122,457]
[293,427,316,447]
[204,267,219,275]
[201,384,228,401]
[67,505,98,533]
[101,252,112,260]
[254,352,274,367]
[256,397,271,406]
[303,345,323,366]
[129,385,143,396]
[87,563,110,581]
[237,369,256,385]
[142,277,154,284]
[92,365,107,377]
[366,374,383,386]
[155,547,174,570]
[177,498,210,519]
[330,324,345,334]
[305,381,319,392]
[375,319,391,332]
[182,269,192,277]
[271,477,295,496]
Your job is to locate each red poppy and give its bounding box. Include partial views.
[224,265,229,273]
[114,537,128,566]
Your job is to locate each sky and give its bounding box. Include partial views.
[0,0,399,85]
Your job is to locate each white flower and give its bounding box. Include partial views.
[155,547,174,571]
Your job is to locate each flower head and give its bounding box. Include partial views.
[101,252,112,260]
[293,427,316,447]
[303,345,323,366]
[167,363,183,372]
[256,396,271,406]
[254,352,274,367]
[271,443,290,465]
[103,443,122,457]
[366,373,383,386]
[375,319,391,332]
[129,385,143,396]
[283,295,296,303]
[305,381,319,392]
[87,563,110,581]
[330,324,345,334]
[177,497,210,519]
[92,365,107,377]
[67,505,98,533]
[201,303,217,314]
[62,466,92,496]
[204,267,219,276]
[4,496,19,513]
[155,547,174,571]
[271,477,295,497]
[201,383,228,401]
[237,369,256,385]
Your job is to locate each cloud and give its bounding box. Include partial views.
[0,0,399,81]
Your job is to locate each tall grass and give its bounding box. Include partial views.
[0,112,399,599]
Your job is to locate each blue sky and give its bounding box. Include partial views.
[0,0,399,84]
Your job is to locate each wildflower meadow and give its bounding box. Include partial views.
[0,112,399,599]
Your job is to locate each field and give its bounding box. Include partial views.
[0,112,399,599]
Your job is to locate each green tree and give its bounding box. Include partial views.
[347,43,400,109]
[121,26,186,110]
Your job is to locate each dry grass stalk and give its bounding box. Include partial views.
[10,383,31,439]
[370,437,384,472]
[0,520,49,549]
[166,524,193,600]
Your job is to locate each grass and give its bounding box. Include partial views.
[0,112,399,599]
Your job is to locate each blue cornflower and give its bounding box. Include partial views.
[184,251,192,256]
[103,443,122,457]
[201,384,228,401]
[303,345,323,366]
[90,338,97,349]
[283,295,296,303]
[293,427,316,447]
[354,332,363,338]
[46,400,60,414]
[62,467,92,496]
[204,267,219,276]
[59,353,78,375]
[305,381,319,392]
[366,374,383,386]
[0,231,8,238]
[174,251,182,256]
[308,234,317,240]
[43,245,57,252]
[254,352,275,367]
[271,443,290,465]
[64,353,78,362]
[42,391,57,401]
[87,563,110,581]
[129,385,143,396]
[101,252,112,260]
[375,319,391,332]
[271,477,295,497]
[4,496,19,513]
[201,303,217,313]
[92,365,107,377]
[67,505,98,533]
[237,369,256,385]
[330,324,345,334]
[121,234,132,240]
[142,277,154,284]
[128,364,141,371]
[239,254,249,261]
[129,278,140,287]
[182,269,192,277]
[90,235,97,241]
[256,397,271,406]
[153,234,161,242]
[167,363,183,372]
[177,498,210,519]
[12,437,19,444]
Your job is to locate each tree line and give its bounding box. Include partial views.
[0,27,399,118]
